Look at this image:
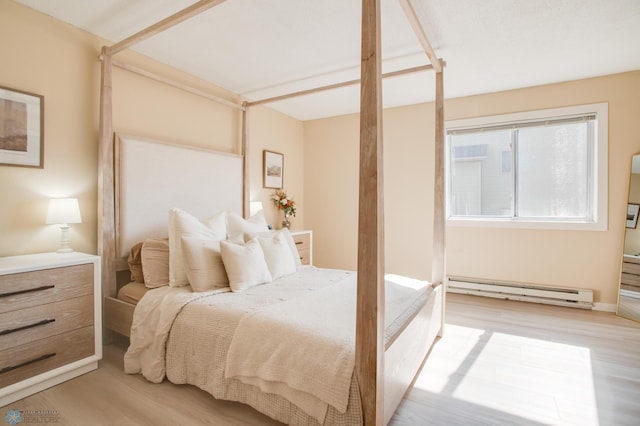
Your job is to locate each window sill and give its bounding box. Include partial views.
[447,217,606,231]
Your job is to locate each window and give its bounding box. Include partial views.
[446,103,608,231]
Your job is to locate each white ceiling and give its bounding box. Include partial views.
[15,0,640,121]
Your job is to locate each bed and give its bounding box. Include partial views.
[99,1,446,425]
[122,255,440,426]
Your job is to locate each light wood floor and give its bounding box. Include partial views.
[3,294,640,425]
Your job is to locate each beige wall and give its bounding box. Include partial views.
[247,105,305,230]
[0,0,101,256]
[0,0,303,257]
[304,71,640,305]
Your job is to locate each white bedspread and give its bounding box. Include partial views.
[225,275,357,423]
[124,268,431,425]
[124,285,231,382]
[225,273,429,424]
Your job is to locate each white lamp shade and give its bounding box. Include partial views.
[250,201,264,217]
[46,198,82,225]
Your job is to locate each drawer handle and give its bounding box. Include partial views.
[0,318,56,336]
[295,242,303,245]
[0,353,56,375]
[0,285,55,299]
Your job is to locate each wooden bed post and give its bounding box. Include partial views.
[98,47,116,301]
[399,0,446,337]
[433,67,446,336]
[356,0,385,424]
[241,101,250,218]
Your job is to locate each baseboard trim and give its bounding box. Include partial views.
[592,302,616,312]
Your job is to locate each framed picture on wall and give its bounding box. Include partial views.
[627,203,640,229]
[263,150,284,189]
[0,85,44,168]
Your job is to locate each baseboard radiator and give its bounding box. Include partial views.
[448,276,593,309]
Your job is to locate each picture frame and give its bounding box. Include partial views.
[627,203,640,229]
[0,85,44,168]
[263,150,284,189]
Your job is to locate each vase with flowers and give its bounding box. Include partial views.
[271,190,296,229]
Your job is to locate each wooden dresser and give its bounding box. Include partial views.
[0,252,102,406]
[291,230,313,266]
[621,254,640,293]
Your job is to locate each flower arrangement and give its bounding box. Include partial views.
[271,190,296,217]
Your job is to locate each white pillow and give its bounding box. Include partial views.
[245,228,301,267]
[257,233,297,280]
[181,236,229,292]
[220,239,272,292]
[168,208,226,287]
[227,210,269,244]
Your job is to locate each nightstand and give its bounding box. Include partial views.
[0,252,102,406]
[291,230,313,266]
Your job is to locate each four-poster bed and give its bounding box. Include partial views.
[98,1,446,424]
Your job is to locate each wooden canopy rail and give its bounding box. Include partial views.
[97,1,445,425]
[246,63,440,107]
[111,60,245,111]
[398,0,442,73]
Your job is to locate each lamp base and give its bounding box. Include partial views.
[56,225,74,254]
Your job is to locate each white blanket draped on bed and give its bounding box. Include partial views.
[124,286,231,382]
[225,276,357,422]
[225,273,429,424]
[124,268,430,424]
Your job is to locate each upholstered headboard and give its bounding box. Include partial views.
[114,134,243,266]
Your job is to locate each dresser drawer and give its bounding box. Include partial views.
[0,264,93,314]
[292,232,311,250]
[297,248,311,265]
[292,232,312,266]
[622,261,640,276]
[0,326,94,388]
[0,294,94,351]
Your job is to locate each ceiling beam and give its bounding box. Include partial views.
[398,0,442,73]
[246,63,442,107]
[104,0,228,57]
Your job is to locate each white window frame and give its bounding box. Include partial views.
[445,103,608,231]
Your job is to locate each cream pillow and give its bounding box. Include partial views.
[168,208,227,287]
[246,228,301,267]
[227,210,269,244]
[257,232,297,280]
[220,239,272,292]
[181,236,229,292]
[141,238,170,288]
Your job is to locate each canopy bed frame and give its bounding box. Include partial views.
[98,1,446,424]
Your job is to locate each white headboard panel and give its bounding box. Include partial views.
[115,134,243,261]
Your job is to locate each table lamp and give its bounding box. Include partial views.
[46,198,82,253]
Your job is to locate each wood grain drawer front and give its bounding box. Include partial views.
[297,248,311,265]
[622,272,640,286]
[622,261,640,276]
[292,233,310,250]
[0,264,93,314]
[0,295,94,351]
[0,326,94,388]
[292,233,311,265]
